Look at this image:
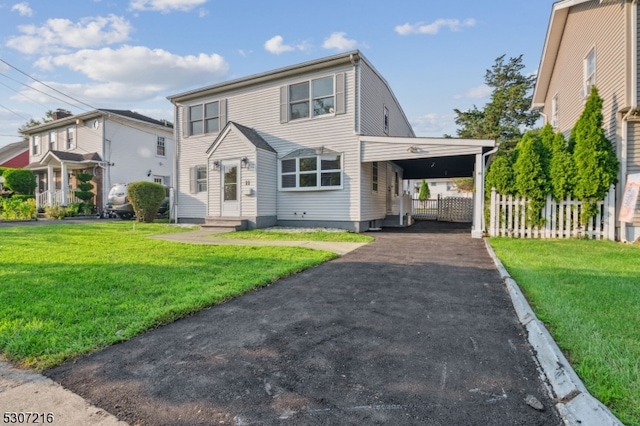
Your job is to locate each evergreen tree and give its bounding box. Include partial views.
[571,87,619,222]
[485,152,516,196]
[418,179,430,200]
[513,131,551,225]
[454,55,539,151]
[549,131,575,201]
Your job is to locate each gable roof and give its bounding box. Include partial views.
[532,0,594,109]
[20,109,172,135]
[0,140,29,164]
[206,122,276,155]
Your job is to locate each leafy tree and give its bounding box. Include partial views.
[453,177,474,192]
[549,131,575,201]
[454,55,539,150]
[127,181,165,223]
[513,131,551,225]
[571,87,619,222]
[3,168,36,195]
[418,179,430,200]
[485,152,516,196]
[17,110,57,140]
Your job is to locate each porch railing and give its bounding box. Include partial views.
[36,190,81,208]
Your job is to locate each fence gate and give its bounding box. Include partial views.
[412,195,473,223]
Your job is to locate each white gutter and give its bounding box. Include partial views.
[620,0,638,242]
[173,104,180,223]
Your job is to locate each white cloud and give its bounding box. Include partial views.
[6,15,132,54]
[32,45,229,100]
[322,32,357,51]
[264,35,310,55]
[129,0,207,13]
[410,113,456,136]
[11,2,33,17]
[454,84,491,99]
[395,18,476,35]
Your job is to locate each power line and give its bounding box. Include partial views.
[0,58,97,111]
[0,103,30,121]
[0,79,52,111]
[0,71,90,112]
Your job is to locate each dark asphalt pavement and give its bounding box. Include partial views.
[46,221,562,425]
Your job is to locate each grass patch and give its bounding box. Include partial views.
[0,222,336,371]
[489,238,640,426]
[216,228,374,243]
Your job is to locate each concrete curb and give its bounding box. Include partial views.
[484,239,623,426]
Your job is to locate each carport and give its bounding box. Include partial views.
[359,135,497,238]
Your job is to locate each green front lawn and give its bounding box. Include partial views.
[489,238,640,426]
[0,222,336,370]
[216,228,374,243]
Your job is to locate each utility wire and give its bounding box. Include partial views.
[0,79,52,111]
[0,58,97,111]
[0,103,30,121]
[0,72,91,112]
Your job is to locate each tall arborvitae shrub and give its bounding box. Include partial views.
[486,152,516,196]
[418,179,430,200]
[571,87,619,223]
[549,131,575,201]
[513,130,551,225]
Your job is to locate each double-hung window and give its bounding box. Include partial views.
[190,165,207,193]
[49,131,56,151]
[157,136,166,157]
[372,162,379,192]
[66,127,74,149]
[280,151,342,190]
[383,107,389,134]
[551,95,559,129]
[584,49,595,98]
[288,76,335,120]
[188,101,221,136]
[32,135,40,155]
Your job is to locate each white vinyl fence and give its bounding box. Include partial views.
[489,186,615,240]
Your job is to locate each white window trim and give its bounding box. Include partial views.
[32,135,40,155]
[372,161,379,192]
[583,48,596,99]
[551,94,559,129]
[66,127,74,150]
[383,106,390,135]
[156,136,166,157]
[287,75,336,122]
[196,165,207,193]
[279,153,343,191]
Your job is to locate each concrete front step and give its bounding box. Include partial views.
[202,217,248,231]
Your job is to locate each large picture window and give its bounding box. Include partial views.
[288,76,334,120]
[189,101,220,135]
[280,153,342,190]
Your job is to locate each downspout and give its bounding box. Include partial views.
[621,0,637,242]
[173,103,180,224]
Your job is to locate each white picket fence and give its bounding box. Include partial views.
[488,186,615,240]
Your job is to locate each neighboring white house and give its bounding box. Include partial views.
[22,109,174,211]
[168,51,495,236]
[405,179,472,199]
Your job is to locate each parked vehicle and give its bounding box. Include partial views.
[106,183,169,220]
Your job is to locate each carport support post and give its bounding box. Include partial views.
[471,153,484,238]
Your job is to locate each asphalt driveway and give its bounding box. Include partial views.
[46,221,561,425]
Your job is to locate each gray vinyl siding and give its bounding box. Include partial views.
[628,121,640,225]
[359,61,413,137]
[177,63,359,222]
[543,1,626,148]
[360,161,389,220]
[256,149,277,216]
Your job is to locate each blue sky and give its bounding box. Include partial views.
[0,0,557,148]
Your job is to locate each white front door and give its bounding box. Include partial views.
[221,160,240,216]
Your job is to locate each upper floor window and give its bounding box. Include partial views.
[288,76,335,121]
[157,136,166,157]
[584,49,595,98]
[383,106,389,134]
[189,101,219,136]
[49,131,56,151]
[66,127,74,149]
[32,135,40,155]
[280,151,342,190]
[551,95,559,129]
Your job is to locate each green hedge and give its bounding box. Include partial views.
[127,181,165,223]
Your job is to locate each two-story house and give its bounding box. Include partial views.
[23,109,174,211]
[168,51,495,235]
[532,0,640,241]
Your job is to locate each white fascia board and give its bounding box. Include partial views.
[359,135,496,148]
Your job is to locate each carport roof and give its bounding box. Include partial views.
[359,135,496,180]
